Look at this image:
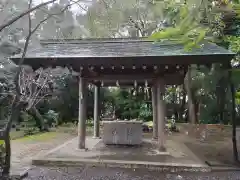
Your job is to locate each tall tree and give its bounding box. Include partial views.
[0,0,83,177]
[150,0,240,162]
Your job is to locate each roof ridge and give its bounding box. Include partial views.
[40,38,151,45]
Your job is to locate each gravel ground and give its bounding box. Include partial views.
[23,166,240,180]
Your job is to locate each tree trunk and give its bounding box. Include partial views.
[180,85,186,122]
[28,106,48,132]
[229,70,239,162]
[216,75,227,124]
[194,102,199,124]
[2,98,21,175]
[184,66,196,124]
[3,134,10,176]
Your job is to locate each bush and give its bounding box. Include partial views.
[0,140,5,175]
[142,121,153,132]
[60,122,75,127]
[23,127,37,136]
[139,103,152,122]
[142,120,179,133]
[166,119,179,132]
[43,110,59,127]
[20,112,38,136]
[22,121,38,136]
[86,119,93,127]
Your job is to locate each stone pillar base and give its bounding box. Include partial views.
[158,146,166,152]
[152,137,158,141]
[236,127,240,145]
[92,136,101,139]
[76,148,88,152]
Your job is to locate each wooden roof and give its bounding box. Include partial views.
[11,38,235,72]
[10,38,235,85]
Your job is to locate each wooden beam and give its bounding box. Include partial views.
[87,73,184,86]
[90,80,182,86]
[86,73,184,81]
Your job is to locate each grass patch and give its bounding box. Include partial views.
[10,131,25,140]
[15,131,59,142]
[0,130,26,145]
[55,124,93,135]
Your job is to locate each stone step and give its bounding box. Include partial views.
[32,157,211,173]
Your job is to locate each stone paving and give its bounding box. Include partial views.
[23,166,240,180]
[10,132,75,176]
[32,136,208,171]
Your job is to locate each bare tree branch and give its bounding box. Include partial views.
[0,0,10,13]
[0,0,57,32]
[30,0,82,37]
[38,0,85,23]
[129,16,144,36]
[72,0,88,12]
[16,0,83,109]
[1,0,84,175]
[5,0,81,132]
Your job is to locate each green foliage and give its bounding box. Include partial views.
[112,88,151,120]
[166,119,178,132]
[86,119,93,127]
[20,112,38,136]
[43,110,59,127]
[1,0,240,135]
[143,121,153,128]
[236,91,240,105]
[51,74,79,124]
[150,0,211,50]
[0,140,5,175]
[139,103,152,121]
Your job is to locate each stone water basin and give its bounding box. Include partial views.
[102,120,142,145]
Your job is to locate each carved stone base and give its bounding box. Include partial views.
[152,137,158,141]
[102,121,142,145]
[92,136,101,139]
[76,148,89,152]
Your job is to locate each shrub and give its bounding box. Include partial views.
[23,127,37,136]
[166,119,179,132]
[20,112,38,136]
[0,140,5,175]
[43,110,59,127]
[86,119,93,127]
[139,103,152,122]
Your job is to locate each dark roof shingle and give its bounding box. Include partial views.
[10,39,235,70]
[12,39,234,59]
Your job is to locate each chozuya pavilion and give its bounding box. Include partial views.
[11,38,235,151]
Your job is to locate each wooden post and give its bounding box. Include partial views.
[152,85,158,139]
[93,84,100,138]
[78,76,87,149]
[227,64,239,162]
[184,66,196,124]
[156,77,166,151]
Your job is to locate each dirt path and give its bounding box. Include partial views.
[10,132,76,175]
[168,131,238,167]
